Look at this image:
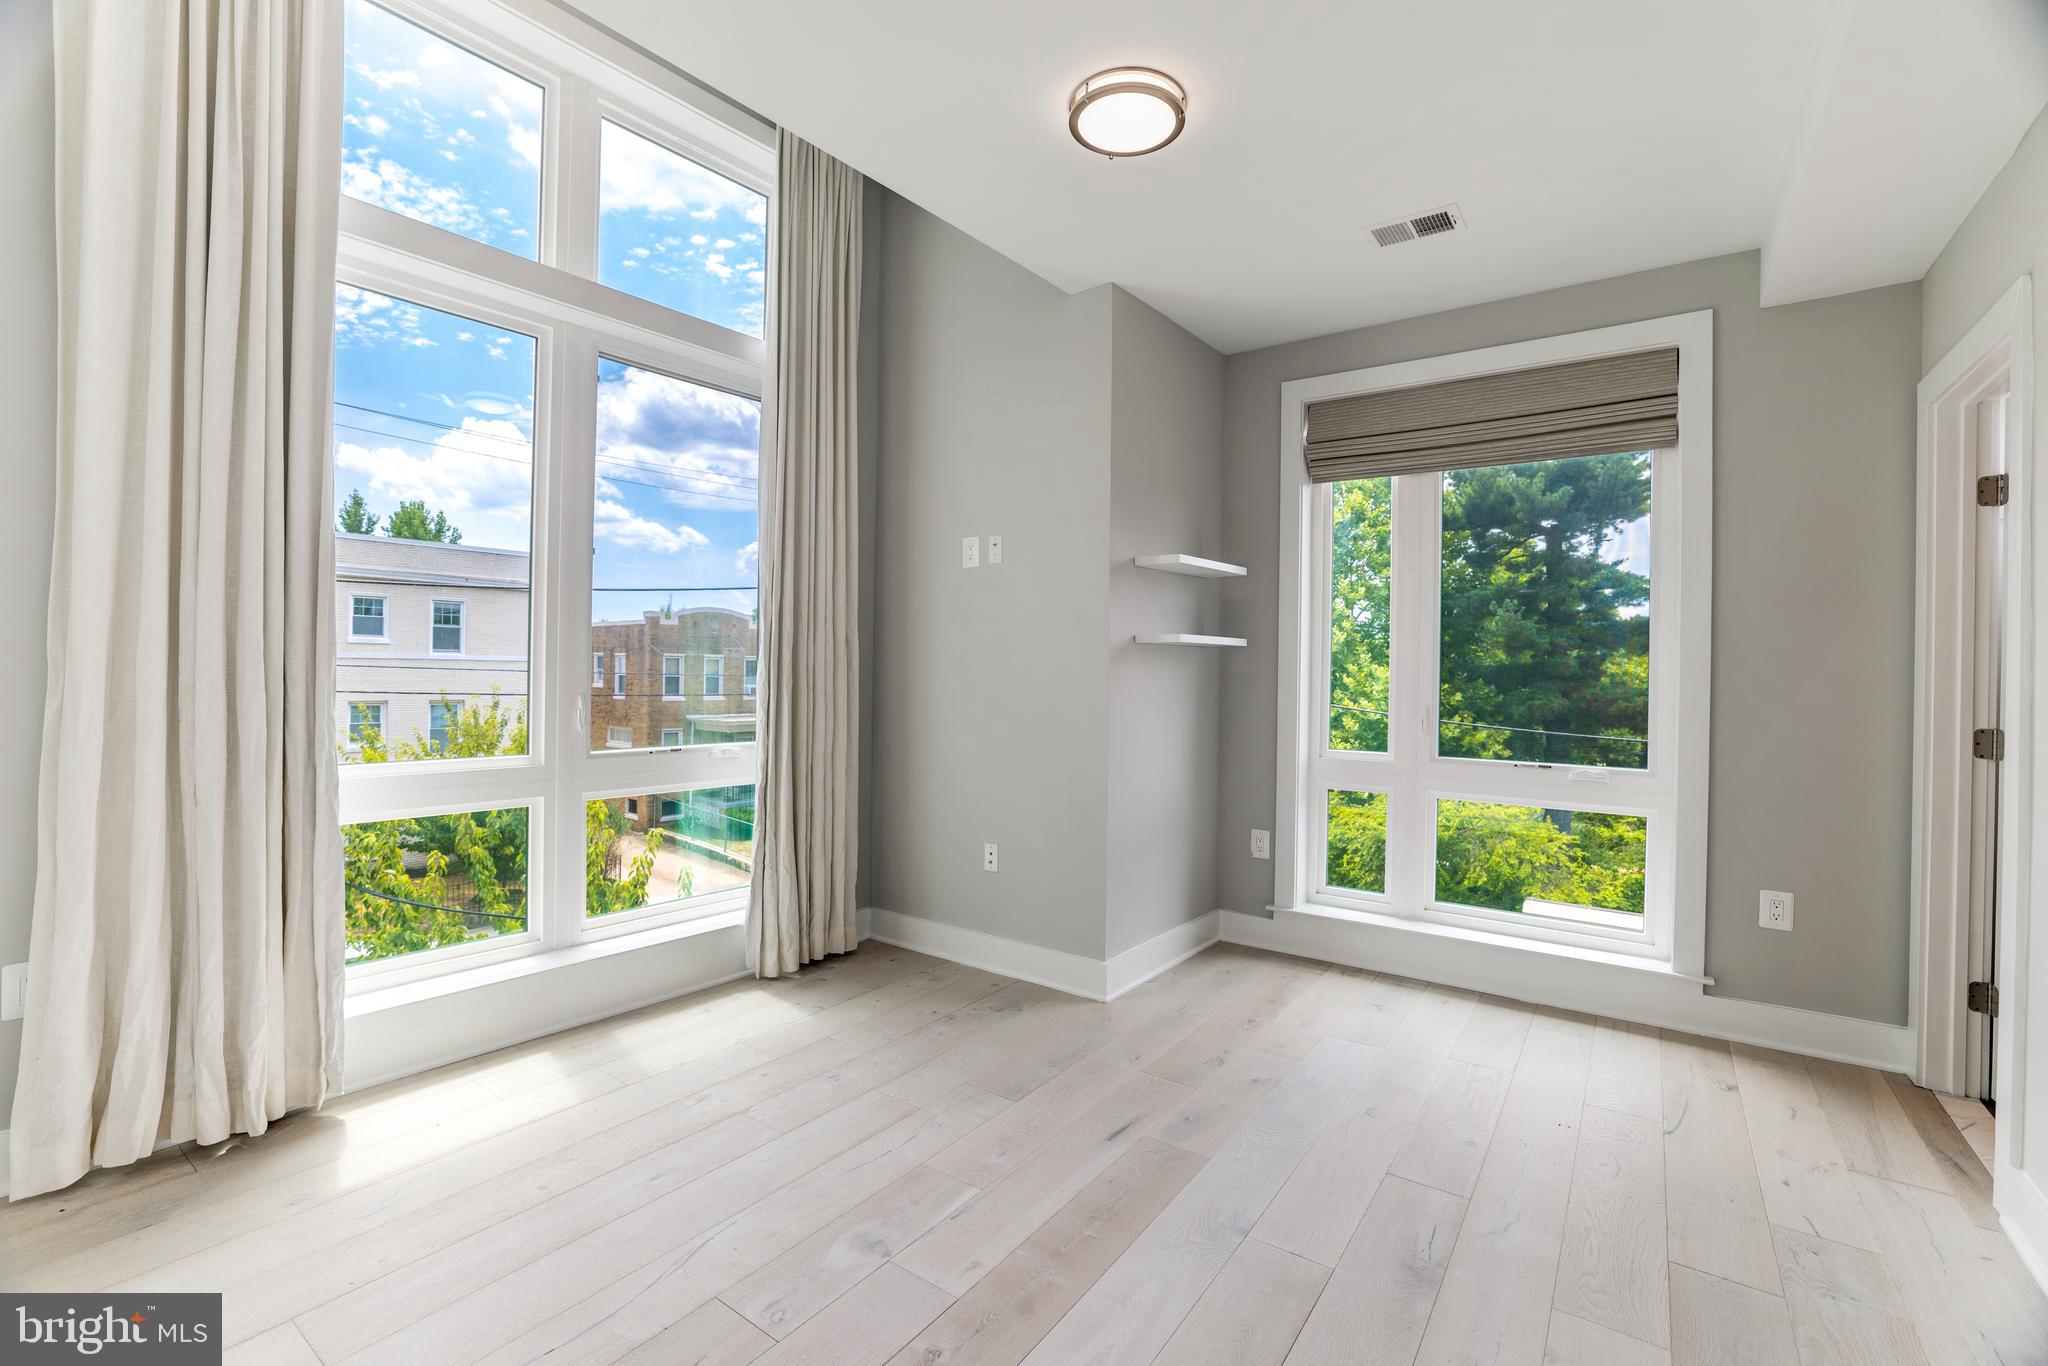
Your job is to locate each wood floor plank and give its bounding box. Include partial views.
[1449,994,1533,1071]
[614,1300,775,1366]
[1252,988,1477,1266]
[724,1164,977,1339]
[1146,1044,1298,1156]
[1247,968,1375,1060]
[1585,1018,1661,1122]
[1850,1170,2048,1365]
[1880,1071,1999,1230]
[887,1137,1205,1366]
[895,1070,1191,1295]
[1937,1094,1996,1168]
[1153,1236,1329,1366]
[1728,1041,1880,1252]
[1553,1104,1669,1349]
[1327,973,1426,1047]
[749,1263,953,1366]
[1415,1025,1592,1366]
[1544,1311,1669,1365]
[1667,1264,1798,1366]
[222,1321,322,1366]
[1386,1058,1511,1198]
[1284,1175,1464,1366]
[926,1053,1136,1186]
[1660,1031,1781,1294]
[1144,961,1332,1086]
[1772,1225,1931,1364]
[1020,1035,1378,1366]
[1804,1058,1951,1191]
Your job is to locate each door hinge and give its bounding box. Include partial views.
[1973,727,2005,761]
[1968,981,2000,1017]
[1979,473,2010,507]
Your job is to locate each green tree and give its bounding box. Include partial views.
[338,488,380,535]
[1328,478,1393,752]
[383,499,463,544]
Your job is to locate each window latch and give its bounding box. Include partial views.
[1567,768,1611,783]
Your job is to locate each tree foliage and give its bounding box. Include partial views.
[382,499,464,544]
[1325,452,1652,917]
[341,693,671,962]
[338,488,380,535]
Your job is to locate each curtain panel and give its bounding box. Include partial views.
[11,0,346,1199]
[748,132,864,978]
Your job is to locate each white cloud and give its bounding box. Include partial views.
[506,121,540,168]
[341,153,488,239]
[735,542,758,577]
[334,416,534,553]
[600,121,764,222]
[702,253,732,281]
[593,500,709,553]
[594,362,759,512]
[352,63,420,92]
[714,238,735,250]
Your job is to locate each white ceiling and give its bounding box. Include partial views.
[577,0,2048,354]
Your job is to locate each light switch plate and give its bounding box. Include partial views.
[988,535,1004,564]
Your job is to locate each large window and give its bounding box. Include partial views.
[333,0,771,982]
[1277,317,1710,969]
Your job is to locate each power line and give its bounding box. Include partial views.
[1330,702,1647,750]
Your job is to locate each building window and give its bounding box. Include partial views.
[429,699,462,751]
[430,600,465,655]
[1274,314,1711,972]
[703,654,724,697]
[663,654,684,698]
[660,728,684,747]
[743,656,757,698]
[625,797,639,818]
[332,0,770,980]
[350,595,386,641]
[348,701,386,749]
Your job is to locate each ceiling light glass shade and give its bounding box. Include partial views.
[1068,67,1186,158]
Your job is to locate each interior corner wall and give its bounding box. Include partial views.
[855,178,882,907]
[1214,251,1924,1025]
[0,0,57,1134]
[1106,287,1226,958]
[868,190,1114,961]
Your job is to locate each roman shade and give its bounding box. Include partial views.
[1302,347,1679,483]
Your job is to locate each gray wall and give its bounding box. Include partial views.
[0,0,57,1133]
[856,179,882,907]
[1106,287,1226,957]
[1214,252,1924,1024]
[868,191,1114,960]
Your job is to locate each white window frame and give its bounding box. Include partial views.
[702,652,724,698]
[336,0,772,993]
[350,594,388,642]
[1273,311,1713,979]
[743,654,757,698]
[614,650,627,700]
[428,697,462,749]
[430,599,466,655]
[580,777,756,936]
[660,727,685,748]
[662,653,684,698]
[592,651,603,688]
[348,700,387,750]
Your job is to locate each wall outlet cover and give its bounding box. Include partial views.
[1251,829,1271,860]
[962,535,981,569]
[1760,890,1794,932]
[983,842,999,873]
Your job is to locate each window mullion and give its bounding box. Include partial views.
[553,73,601,281]
[545,326,598,948]
[1385,472,1436,915]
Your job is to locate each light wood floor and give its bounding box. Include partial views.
[4,943,2043,1365]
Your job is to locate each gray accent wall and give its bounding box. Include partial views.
[1213,252,1924,1024]
[0,0,57,1134]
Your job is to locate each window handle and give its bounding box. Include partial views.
[1567,767,1610,783]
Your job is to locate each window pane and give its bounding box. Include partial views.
[598,120,767,336]
[1438,451,1651,768]
[343,804,528,964]
[341,0,542,256]
[586,783,754,918]
[1329,477,1392,753]
[1434,800,1646,921]
[589,360,759,753]
[1325,790,1387,894]
[333,285,534,765]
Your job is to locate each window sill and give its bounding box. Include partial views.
[345,907,746,1020]
[1265,900,1713,986]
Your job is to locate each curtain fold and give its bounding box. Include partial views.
[748,131,864,978]
[10,0,345,1200]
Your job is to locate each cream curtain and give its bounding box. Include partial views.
[749,132,864,978]
[10,0,346,1199]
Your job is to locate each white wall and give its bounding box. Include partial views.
[0,0,56,1135]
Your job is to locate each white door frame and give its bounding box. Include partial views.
[1912,277,2032,1135]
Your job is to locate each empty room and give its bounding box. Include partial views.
[4,0,2048,1362]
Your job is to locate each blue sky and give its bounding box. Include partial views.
[335,0,764,623]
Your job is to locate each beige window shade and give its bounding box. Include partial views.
[1303,347,1679,483]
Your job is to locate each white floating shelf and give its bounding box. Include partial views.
[1135,633,1248,648]
[1134,553,1247,579]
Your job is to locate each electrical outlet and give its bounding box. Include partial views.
[983,842,999,873]
[1,962,26,1021]
[987,534,1004,565]
[962,535,981,569]
[1251,829,1271,860]
[1760,890,1794,932]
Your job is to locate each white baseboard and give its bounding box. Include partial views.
[863,907,1221,1003]
[1998,1164,2048,1298]
[1222,907,1915,1073]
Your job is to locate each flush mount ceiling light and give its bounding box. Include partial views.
[1068,67,1186,158]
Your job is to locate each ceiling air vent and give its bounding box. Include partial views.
[1368,204,1464,247]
